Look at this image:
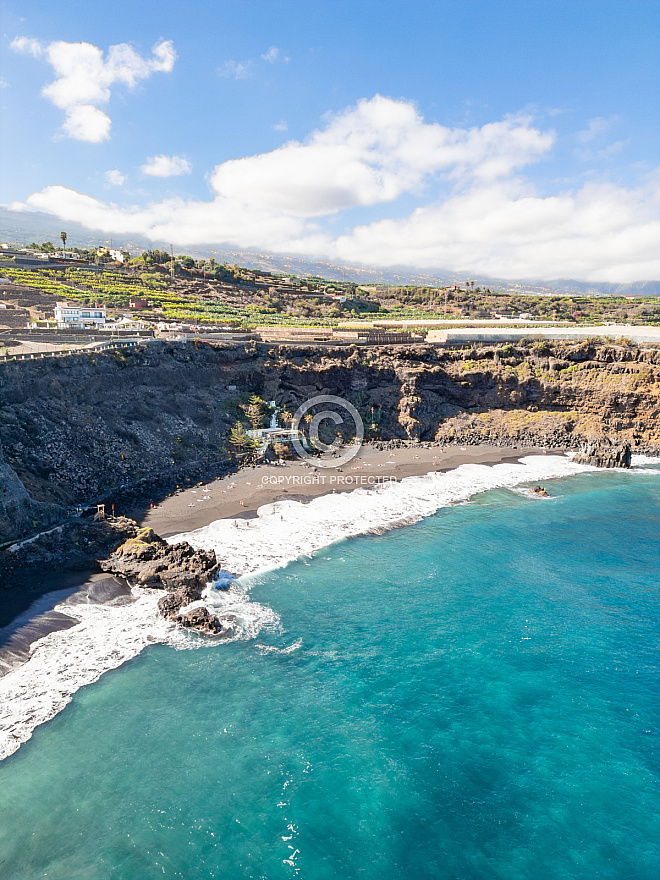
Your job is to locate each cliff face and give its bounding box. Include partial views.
[0,342,263,541]
[265,341,660,448]
[1,339,659,543]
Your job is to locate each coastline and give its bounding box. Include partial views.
[8,446,657,762]
[141,442,550,539]
[0,443,546,671]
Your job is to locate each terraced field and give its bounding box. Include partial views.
[0,265,448,327]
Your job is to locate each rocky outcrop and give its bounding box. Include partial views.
[157,582,204,618]
[99,526,220,590]
[175,606,235,637]
[99,524,231,637]
[0,442,63,543]
[0,516,141,627]
[0,341,257,542]
[574,441,632,468]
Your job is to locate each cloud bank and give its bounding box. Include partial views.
[13,96,660,282]
[11,37,176,142]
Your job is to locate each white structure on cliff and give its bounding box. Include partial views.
[53,302,106,328]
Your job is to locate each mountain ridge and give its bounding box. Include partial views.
[1,207,658,296]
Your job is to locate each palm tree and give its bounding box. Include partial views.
[60,231,67,249]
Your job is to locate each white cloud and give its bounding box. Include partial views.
[20,185,303,252]
[576,116,628,163]
[261,46,289,63]
[10,37,176,141]
[10,36,43,57]
[62,104,111,143]
[13,96,660,282]
[0,78,8,89]
[140,154,191,177]
[273,120,288,132]
[320,177,660,282]
[219,60,252,80]
[105,169,126,186]
[221,47,288,80]
[208,96,554,217]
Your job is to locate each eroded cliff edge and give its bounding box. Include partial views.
[2,338,659,549]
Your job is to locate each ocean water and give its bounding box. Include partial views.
[0,465,659,879]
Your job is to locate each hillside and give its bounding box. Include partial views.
[2,209,659,296]
[3,260,660,330]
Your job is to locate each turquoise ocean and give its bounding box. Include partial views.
[0,464,659,879]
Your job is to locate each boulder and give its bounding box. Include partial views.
[99,525,220,589]
[158,582,203,618]
[574,440,631,469]
[175,606,234,637]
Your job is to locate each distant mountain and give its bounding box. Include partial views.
[540,278,660,297]
[0,208,156,254]
[1,207,658,295]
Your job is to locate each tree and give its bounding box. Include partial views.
[228,421,253,452]
[241,394,265,430]
[60,231,67,249]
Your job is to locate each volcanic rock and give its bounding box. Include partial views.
[158,582,203,619]
[175,606,233,636]
[99,526,219,589]
[574,440,631,468]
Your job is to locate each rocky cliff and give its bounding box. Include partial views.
[1,338,659,549]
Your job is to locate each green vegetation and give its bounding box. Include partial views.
[240,395,267,430]
[1,266,162,306]
[228,421,258,452]
[3,260,660,330]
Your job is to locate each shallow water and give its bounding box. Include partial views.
[0,467,659,878]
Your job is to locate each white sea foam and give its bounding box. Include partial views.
[0,452,641,761]
[632,454,660,464]
[256,638,303,655]
[0,587,170,760]
[174,455,596,577]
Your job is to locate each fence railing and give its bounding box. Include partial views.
[0,338,146,363]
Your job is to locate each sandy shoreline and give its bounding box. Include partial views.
[0,443,549,673]
[141,443,550,538]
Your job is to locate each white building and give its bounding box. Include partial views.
[98,247,125,263]
[54,301,106,328]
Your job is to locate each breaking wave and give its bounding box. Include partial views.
[2,453,657,761]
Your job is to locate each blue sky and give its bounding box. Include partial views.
[1,0,658,281]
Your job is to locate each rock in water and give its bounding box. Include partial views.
[98,523,234,637]
[99,526,220,589]
[574,440,631,468]
[158,582,203,618]
[176,606,233,637]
